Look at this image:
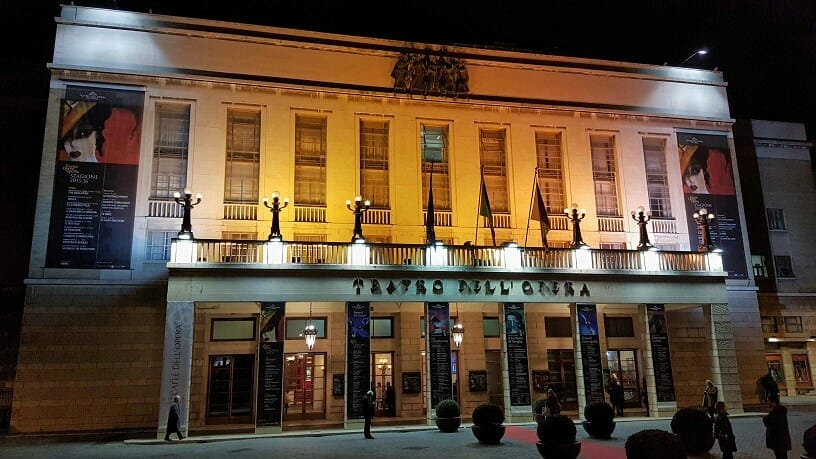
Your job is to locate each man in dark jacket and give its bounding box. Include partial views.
[763,395,792,459]
[164,394,184,441]
[714,401,737,459]
[363,390,376,439]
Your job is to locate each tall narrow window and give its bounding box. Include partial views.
[535,132,565,213]
[774,255,795,278]
[295,116,327,206]
[766,208,786,231]
[642,137,673,218]
[421,125,451,211]
[151,103,190,198]
[146,230,175,260]
[360,120,389,208]
[224,109,260,203]
[479,128,509,212]
[590,135,620,216]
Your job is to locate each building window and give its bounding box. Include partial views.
[295,115,327,206]
[774,255,795,278]
[421,125,451,211]
[784,316,803,333]
[535,132,566,214]
[371,317,394,338]
[479,128,509,212]
[642,137,672,218]
[146,230,174,261]
[545,317,572,337]
[224,109,260,203]
[600,242,626,250]
[752,255,769,278]
[767,208,787,231]
[360,120,389,208]
[285,318,327,339]
[604,316,635,337]
[211,318,257,341]
[590,134,620,216]
[483,317,501,337]
[761,316,779,333]
[151,103,190,198]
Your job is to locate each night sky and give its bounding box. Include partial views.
[1,0,814,285]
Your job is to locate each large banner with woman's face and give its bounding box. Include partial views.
[46,85,143,269]
[678,132,748,279]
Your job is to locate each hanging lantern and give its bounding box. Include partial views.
[452,322,465,348]
[303,323,318,350]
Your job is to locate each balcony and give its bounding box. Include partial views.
[169,239,723,275]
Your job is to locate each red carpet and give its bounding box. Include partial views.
[504,425,626,459]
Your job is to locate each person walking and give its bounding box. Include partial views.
[760,371,780,404]
[703,379,718,420]
[384,382,396,417]
[545,388,561,416]
[607,373,624,417]
[713,401,737,459]
[164,395,184,441]
[763,395,792,459]
[363,390,376,439]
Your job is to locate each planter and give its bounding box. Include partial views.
[535,441,581,459]
[472,424,506,445]
[435,416,461,433]
[582,420,616,439]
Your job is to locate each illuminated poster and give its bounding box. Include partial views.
[46,85,143,269]
[577,303,605,403]
[427,302,452,407]
[346,302,371,419]
[503,303,531,406]
[678,132,747,279]
[257,302,285,427]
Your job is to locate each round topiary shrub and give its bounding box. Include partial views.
[472,403,504,426]
[583,401,614,424]
[436,399,460,418]
[670,408,714,454]
[533,398,548,415]
[536,415,581,459]
[435,399,461,433]
[625,429,685,459]
[581,401,616,439]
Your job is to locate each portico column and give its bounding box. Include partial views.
[707,303,744,412]
[156,301,195,439]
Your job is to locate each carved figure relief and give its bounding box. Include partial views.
[391,52,469,98]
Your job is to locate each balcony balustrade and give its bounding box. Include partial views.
[169,239,721,274]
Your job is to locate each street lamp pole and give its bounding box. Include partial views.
[631,206,654,250]
[564,203,588,249]
[262,192,289,241]
[346,196,371,243]
[680,49,708,66]
[692,207,716,252]
[174,189,202,239]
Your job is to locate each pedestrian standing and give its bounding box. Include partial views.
[164,394,185,441]
[363,390,375,439]
[713,401,737,459]
[703,379,718,420]
[607,373,624,417]
[545,388,561,416]
[763,395,792,459]
[385,382,396,417]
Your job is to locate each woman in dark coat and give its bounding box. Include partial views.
[703,379,718,420]
[363,390,375,439]
[545,389,561,416]
[164,394,184,441]
[763,395,792,459]
[607,374,625,416]
[713,401,737,459]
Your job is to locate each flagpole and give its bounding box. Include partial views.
[426,162,435,244]
[475,165,483,245]
[524,167,539,248]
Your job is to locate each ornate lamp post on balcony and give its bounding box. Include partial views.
[174,189,202,239]
[631,206,654,250]
[262,192,289,241]
[346,196,371,243]
[692,207,716,252]
[564,203,588,249]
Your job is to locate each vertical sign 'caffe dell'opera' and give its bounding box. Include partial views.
[46,85,143,269]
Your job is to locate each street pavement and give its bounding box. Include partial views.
[1,409,814,458]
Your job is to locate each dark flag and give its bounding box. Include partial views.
[426,166,436,244]
[530,181,550,249]
[479,171,496,246]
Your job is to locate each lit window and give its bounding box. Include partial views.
[479,129,509,213]
[421,125,451,212]
[535,132,566,214]
[151,103,190,199]
[224,109,260,203]
[642,137,673,218]
[360,120,390,208]
[294,115,327,207]
[591,135,620,216]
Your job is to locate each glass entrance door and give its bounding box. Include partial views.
[547,349,578,410]
[206,354,255,424]
[284,353,326,420]
[372,353,394,416]
[606,349,641,408]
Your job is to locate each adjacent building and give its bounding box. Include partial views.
[12,5,767,436]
